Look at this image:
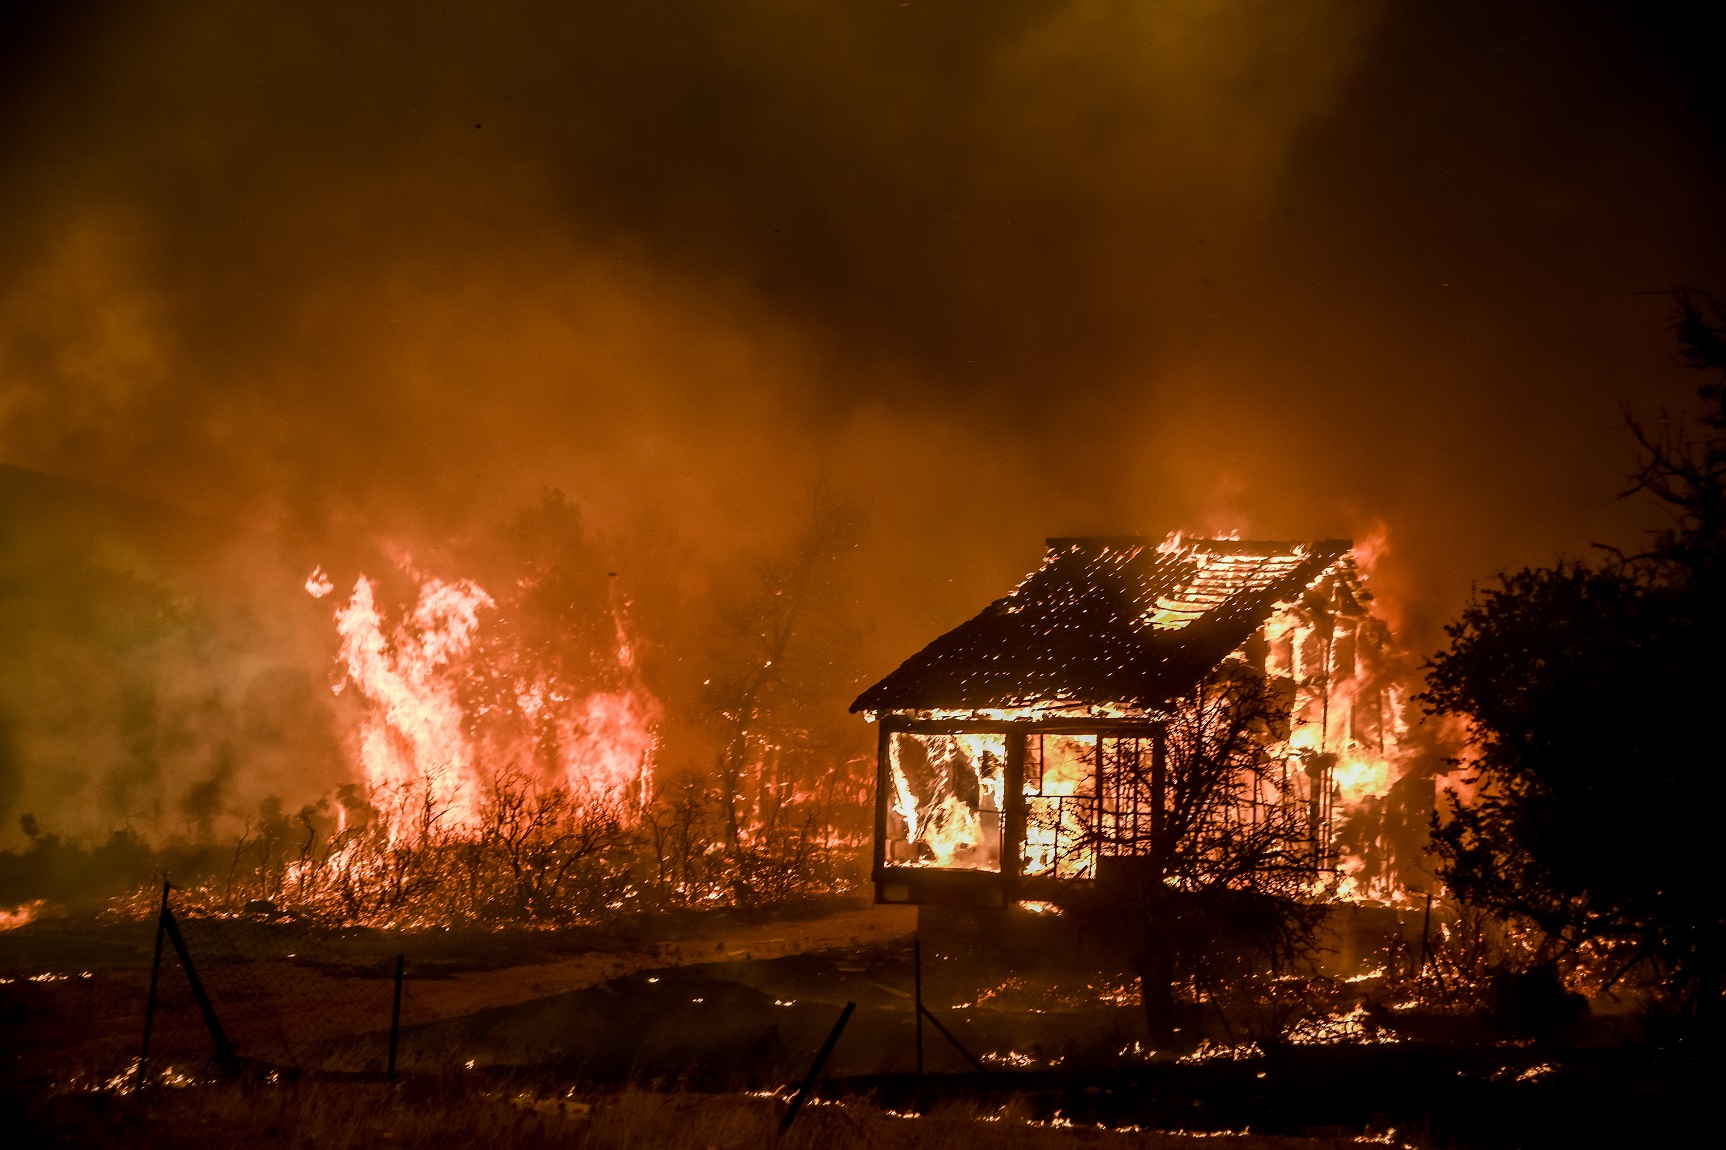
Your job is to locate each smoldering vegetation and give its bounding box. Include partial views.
[9,778,864,928]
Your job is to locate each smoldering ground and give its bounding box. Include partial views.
[0,1,1724,837]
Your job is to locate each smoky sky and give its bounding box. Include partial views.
[2,0,1725,667]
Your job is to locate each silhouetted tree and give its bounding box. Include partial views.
[1425,293,1726,1023]
[1077,659,1323,1046]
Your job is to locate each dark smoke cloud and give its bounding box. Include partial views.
[0,1,1723,833]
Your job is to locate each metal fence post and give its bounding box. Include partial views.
[911,935,985,1075]
[779,1001,856,1135]
[136,880,170,1092]
[159,901,237,1067]
[1417,891,1434,978]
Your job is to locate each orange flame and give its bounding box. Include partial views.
[317,563,659,839]
[332,572,492,834]
[556,688,662,807]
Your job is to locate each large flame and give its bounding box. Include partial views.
[556,688,661,807]
[886,732,1004,870]
[333,572,492,833]
[318,563,660,839]
[1254,545,1413,901]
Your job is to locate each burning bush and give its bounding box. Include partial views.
[90,764,863,929]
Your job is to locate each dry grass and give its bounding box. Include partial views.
[22,1079,1386,1150]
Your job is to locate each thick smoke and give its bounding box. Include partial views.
[0,1,1723,839]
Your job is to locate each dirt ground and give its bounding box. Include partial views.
[0,900,1708,1150]
[0,897,920,1082]
[19,1079,1387,1150]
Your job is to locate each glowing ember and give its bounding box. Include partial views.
[305,566,335,599]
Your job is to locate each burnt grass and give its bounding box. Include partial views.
[2,904,1710,1150]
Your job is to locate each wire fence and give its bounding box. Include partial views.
[135,883,443,1082]
[127,881,993,1099]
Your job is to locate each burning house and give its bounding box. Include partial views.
[852,534,1410,911]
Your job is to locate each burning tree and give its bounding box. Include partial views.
[312,495,661,842]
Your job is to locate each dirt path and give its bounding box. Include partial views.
[406,904,916,1021]
[2,904,918,1077]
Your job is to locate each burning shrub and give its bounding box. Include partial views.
[110,764,861,928]
[313,524,660,839]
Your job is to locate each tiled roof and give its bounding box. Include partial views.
[851,536,1355,714]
